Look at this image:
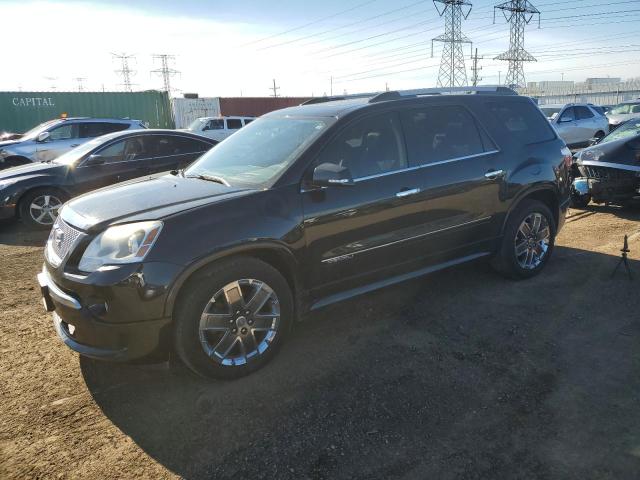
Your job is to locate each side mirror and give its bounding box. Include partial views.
[86,154,105,166]
[312,162,354,187]
[36,131,50,143]
[558,117,572,124]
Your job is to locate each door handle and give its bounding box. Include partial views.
[484,170,505,180]
[396,188,421,198]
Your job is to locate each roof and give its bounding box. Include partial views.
[59,117,142,123]
[265,86,520,119]
[91,128,217,144]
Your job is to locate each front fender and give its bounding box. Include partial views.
[162,240,300,318]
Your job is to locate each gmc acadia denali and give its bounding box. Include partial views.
[38,87,572,379]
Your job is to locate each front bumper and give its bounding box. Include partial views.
[38,266,173,362]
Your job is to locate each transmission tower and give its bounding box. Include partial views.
[432,0,473,88]
[74,77,87,92]
[43,76,58,91]
[112,53,136,92]
[471,48,483,86]
[151,54,179,94]
[494,0,540,88]
[270,79,280,98]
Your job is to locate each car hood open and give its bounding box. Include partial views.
[61,173,253,231]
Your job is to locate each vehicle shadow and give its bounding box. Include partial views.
[568,203,640,222]
[81,246,640,479]
[0,219,49,247]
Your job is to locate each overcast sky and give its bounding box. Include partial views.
[2,0,639,96]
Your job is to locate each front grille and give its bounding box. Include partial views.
[580,165,636,180]
[51,218,82,261]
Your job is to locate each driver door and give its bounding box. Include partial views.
[35,123,81,162]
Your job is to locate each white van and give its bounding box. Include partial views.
[184,116,255,142]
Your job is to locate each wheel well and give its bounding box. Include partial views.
[518,189,559,227]
[170,248,299,318]
[16,186,69,218]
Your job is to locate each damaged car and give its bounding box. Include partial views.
[571,118,640,208]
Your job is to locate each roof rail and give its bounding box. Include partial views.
[301,92,381,105]
[369,85,518,103]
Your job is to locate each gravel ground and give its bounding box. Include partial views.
[1,206,639,480]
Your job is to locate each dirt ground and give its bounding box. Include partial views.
[1,206,639,480]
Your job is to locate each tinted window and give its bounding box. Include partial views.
[171,136,213,154]
[559,107,575,122]
[94,140,126,164]
[144,135,212,157]
[575,106,594,120]
[204,119,224,130]
[94,137,146,164]
[80,122,129,138]
[487,101,556,144]
[317,113,406,179]
[244,119,254,125]
[226,119,243,130]
[590,105,605,116]
[48,124,79,141]
[401,106,486,166]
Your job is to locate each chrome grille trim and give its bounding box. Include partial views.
[46,219,84,267]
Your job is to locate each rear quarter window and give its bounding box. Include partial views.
[486,100,556,145]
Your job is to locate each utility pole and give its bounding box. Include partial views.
[471,48,483,86]
[74,77,87,92]
[432,0,473,88]
[151,54,179,95]
[112,53,136,92]
[498,70,502,84]
[330,76,333,96]
[494,0,540,89]
[43,76,58,91]
[270,79,280,98]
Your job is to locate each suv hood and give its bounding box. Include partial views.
[62,173,253,231]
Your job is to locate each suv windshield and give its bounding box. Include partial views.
[187,118,207,131]
[185,116,332,188]
[540,107,561,119]
[609,103,640,115]
[21,120,62,140]
[600,119,640,144]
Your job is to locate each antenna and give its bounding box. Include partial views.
[112,53,137,92]
[493,0,540,88]
[432,0,473,88]
[151,54,179,94]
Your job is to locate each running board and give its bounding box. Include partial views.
[309,252,491,311]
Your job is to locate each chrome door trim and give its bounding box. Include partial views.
[396,188,421,198]
[484,169,505,179]
[321,216,492,264]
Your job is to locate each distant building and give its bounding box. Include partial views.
[527,81,574,90]
[586,77,621,87]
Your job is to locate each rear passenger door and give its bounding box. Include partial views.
[397,104,505,257]
[574,106,597,143]
[555,107,578,145]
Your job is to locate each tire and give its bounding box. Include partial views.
[570,192,591,209]
[594,131,605,142]
[174,256,294,380]
[492,199,556,280]
[18,188,67,229]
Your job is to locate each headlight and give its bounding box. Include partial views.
[78,221,163,272]
[579,149,605,162]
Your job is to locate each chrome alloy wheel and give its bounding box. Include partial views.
[29,194,63,225]
[198,279,280,366]
[514,212,551,270]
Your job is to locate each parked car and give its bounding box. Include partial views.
[0,130,216,228]
[540,103,609,148]
[0,117,146,170]
[606,100,640,131]
[38,86,571,379]
[184,116,255,142]
[570,117,640,208]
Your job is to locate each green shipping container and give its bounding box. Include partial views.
[0,91,174,133]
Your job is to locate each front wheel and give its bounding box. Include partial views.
[174,257,293,380]
[492,200,556,280]
[19,188,67,229]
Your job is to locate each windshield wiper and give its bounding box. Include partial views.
[186,173,230,186]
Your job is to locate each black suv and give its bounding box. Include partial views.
[38,87,572,379]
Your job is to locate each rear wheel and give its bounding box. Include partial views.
[174,257,293,380]
[492,200,556,279]
[594,130,605,142]
[19,188,67,229]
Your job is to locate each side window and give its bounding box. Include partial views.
[575,106,594,120]
[170,136,213,154]
[559,107,576,122]
[94,140,126,164]
[79,122,129,138]
[48,124,79,141]
[400,106,487,166]
[316,113,406,179]
[204,119,224,131]
[486,100,556,144]
[226,119,243,130]
[243,119,254,125]
[631,105,640,114]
